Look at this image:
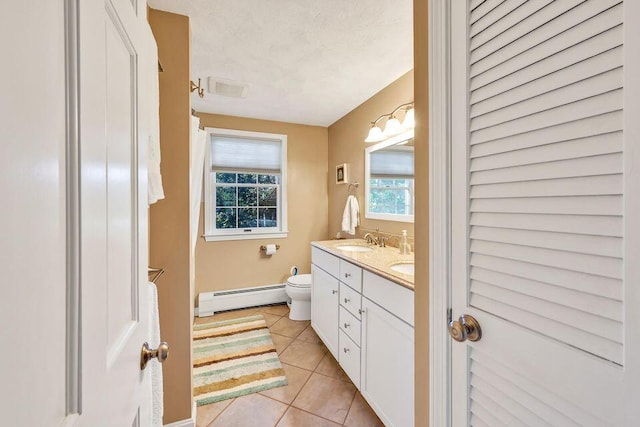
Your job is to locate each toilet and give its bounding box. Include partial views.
[285,273,312,321]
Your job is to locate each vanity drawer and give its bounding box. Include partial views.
[339,305,361,346]
[339,259,362,292]
[363,270,414,327]
[340,282,362,320]
[339,330,360,388]
[312,246,339,278]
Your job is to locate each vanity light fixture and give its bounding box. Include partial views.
[364,102,415,143]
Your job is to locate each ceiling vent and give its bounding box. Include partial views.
[207,77,250,98]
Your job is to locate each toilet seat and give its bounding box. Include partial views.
[286,274,311,288]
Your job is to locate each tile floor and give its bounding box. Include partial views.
[194,304,384,427]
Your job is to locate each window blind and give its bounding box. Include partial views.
[210,135,282,172]
[370,148,414,178]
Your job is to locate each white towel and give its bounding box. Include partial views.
[147,34,164,205]
[148,281,163,427]
[341,195,360,235]
[190,118,207,255]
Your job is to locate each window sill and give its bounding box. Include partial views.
[203,232,288,242]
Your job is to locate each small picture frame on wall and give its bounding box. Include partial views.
[336,163,349,184]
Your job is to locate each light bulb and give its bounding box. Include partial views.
[383,117,404,137]
[402,108,415,129]
[365,126,385,143]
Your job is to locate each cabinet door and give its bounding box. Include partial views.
[311,264,339,358]
[361,297,414,427]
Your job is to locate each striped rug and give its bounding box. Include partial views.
[193,314,288,406]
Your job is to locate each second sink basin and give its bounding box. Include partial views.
[390,262,414,275]
[335,245,374,253]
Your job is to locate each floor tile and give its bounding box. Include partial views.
[259,363,312,404]
[195,399,235,427]
[276,407,341,427]
[210,393,287,427]
[344,392,384,427]
[292,373,356,424]
[261,312,283,327]
[314,352,350,382]
[268,317,309,338]
[297,325,323,345]
[270,333,294,355]
[279,339,327,371]
[260,304,290,316]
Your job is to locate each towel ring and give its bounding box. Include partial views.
[347,182,359,195]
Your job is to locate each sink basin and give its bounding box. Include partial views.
[390,262,415,275]
[335,245,374,253]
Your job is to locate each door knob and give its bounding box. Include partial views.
[448,313,481,342]
[140,341,169,370]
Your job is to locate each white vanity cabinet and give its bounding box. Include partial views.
[311,264,339,357]
[311,244,415,427]
[361,296,414,427]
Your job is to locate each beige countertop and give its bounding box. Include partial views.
[311,239,415,291]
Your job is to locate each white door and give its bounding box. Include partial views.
[0,0,157,425]
[449,1,640,426]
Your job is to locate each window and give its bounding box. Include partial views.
[365,143,414,222]
[369,178,414,216]
[204,128,287,241]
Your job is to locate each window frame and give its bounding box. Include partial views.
[369,177,415,217]
[203,128,288,242]
[364,133,415,223]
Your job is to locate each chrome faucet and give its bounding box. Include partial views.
[363,232,378,246]
[364,228,387,247]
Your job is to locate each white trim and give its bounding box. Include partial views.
[202,127,288,240]
[203,231,288,242]
[364,129,415,224]
[163,402,196,427]
[428,0,451,426]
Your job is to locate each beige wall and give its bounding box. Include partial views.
[413,0,429,425]
[148,9,193,424]
[327,71,415,241]
[194,113,329,294]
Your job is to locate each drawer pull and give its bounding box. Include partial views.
[344,298,350,304]
[332,290,338,295]
[343,347,350,353]
[344,323,350,328]
[344,273,351,278]
[358,308,364,315]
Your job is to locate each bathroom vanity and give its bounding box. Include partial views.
[311,239,414,427]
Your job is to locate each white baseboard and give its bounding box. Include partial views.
[163,402,196,427]
[197,283,288,317]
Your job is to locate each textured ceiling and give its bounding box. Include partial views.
[147,0,413,126]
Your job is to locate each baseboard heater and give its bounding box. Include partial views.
[197,284,288,317]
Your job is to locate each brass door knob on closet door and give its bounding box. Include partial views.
[448,314,482,342]
[140,342,169,370]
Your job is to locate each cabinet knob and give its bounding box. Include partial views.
[358,308,364,315]
[332,289,338,295]
[344,273,351,278]
[344,298,350,304]
[343,347,350,353]
[344,323,350,328]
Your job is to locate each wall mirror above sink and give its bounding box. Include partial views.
[364,130,415,223]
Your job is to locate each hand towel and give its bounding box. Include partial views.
[148,281,163,427]
[341,195,360,235]
[147,36,164,205]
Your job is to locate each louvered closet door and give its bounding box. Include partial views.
[450,1,640,426]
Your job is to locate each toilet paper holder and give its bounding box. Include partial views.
[260,244,281,252]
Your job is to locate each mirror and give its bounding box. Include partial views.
[364,130,415,223]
